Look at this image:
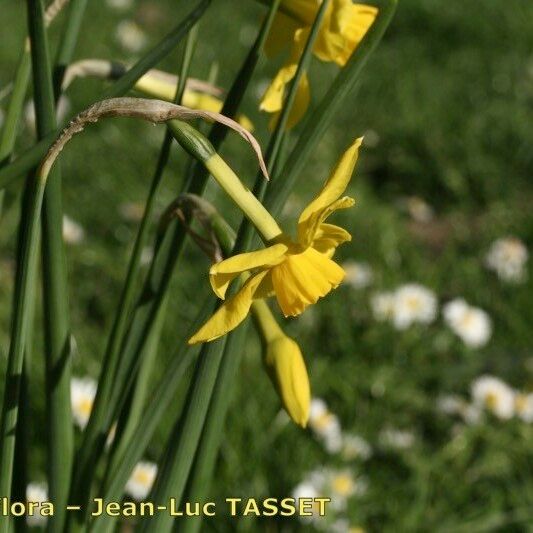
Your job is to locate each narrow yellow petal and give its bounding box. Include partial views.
[312,222,352,256]
[260,63,298,114]
[297,138,362,244]
[209,243,288,299]
[189,271,269,344]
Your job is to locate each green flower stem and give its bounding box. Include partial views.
[168,120,282,241]
[26,2,75,531]
[138,337,229,533]
[0,0,211,191]
[265,0,399,217]
[178,3,331,531]
[68,25,200,523]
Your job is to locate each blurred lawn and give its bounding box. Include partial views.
[1,0,533,531]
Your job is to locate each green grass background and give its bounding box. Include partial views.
[1,0,533,531]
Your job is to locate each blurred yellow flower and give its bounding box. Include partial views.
[252,299,310,427]
[189,137,362,344]
[134,72,254,131]
[260,0,378,127]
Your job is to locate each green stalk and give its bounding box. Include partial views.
[138,337,229,532]
[26,1,74,531]
[265,0,398,216]
[179,3,330,530]
[0,0,212,191]
[101,24,199,491]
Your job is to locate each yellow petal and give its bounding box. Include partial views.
[333,2,378,66]
[271,247,345,316]
[311,222,352,256]
[209,243,288,299]
[265,334,310,427]
[297,138,362,244]
[189,271,269,344]
[260,63,297,114]
[267,72,310,130]
[313,1,378,66]
[260,30,311,129]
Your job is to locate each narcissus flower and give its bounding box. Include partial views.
[260,0,378,127]
[188,137,362,344]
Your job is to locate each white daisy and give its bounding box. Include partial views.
[370,291,396,321]
[340,433,372,461]
[115,20,147,53]
[309,398,343,454]
[392,284,437,330]
[324,469,366,511]
[26,482,48,526]
[379,428,415,450]
[125,461,158,500]
[443,298,492,348]
[71,376,97,429]
[514,392,533,423]
[471,376,515,420]
[485,237,528,283]
[62,215,85,245]
[292,475,323,526]
[342,261,373,289]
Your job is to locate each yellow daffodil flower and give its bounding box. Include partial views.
[260,0,378,127]
[188,137,362,344]
[252,299,310,427]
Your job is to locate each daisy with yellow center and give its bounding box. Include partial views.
[260,0,378,127]
[188,137,362,344]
